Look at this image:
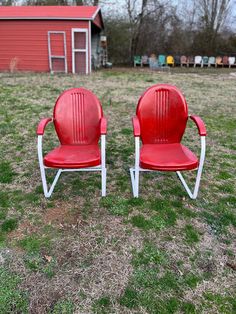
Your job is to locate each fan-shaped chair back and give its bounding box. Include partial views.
[53,88,103,145]
[174,55,181,65]
[216,56,222,65]
[187,56,194,64]
[202,56,208,64]
[195,56,202,64]
[222,56,229,65]
[158,55,166,65]
[229,57,235,65]
[208,56,215,65]
[136,84,188,145]
[166,55,174,65]
[180,55,187,64]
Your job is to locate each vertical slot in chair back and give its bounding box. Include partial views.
[136,84,188,144]
[54,88,102,145]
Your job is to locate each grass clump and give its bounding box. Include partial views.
[1,218,18,233]
[51,299,75,314]
[18,234,50,253]
[92,296,111,313]
[100,196,130,216]
[0,161,16,183]
[0,267,28,313]
[183,224,200,244]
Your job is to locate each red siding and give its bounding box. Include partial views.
[0,20,90,73]
[93,12,103,29]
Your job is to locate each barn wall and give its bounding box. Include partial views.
[0,20,90,73]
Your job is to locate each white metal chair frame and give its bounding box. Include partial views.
[37,119,106,198]
[130,117,206,199]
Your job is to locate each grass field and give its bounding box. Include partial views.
[0,67,235,314]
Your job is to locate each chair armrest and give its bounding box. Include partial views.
[100,117,107,135]
[37,118,53,135]
[132,116,141,137]
[189,115,207,136]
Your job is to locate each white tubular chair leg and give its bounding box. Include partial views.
[130,137,140,198]
[37,135,62,198]
[177,136,206,199]
[130,168,135,196]
[101,134,106,197]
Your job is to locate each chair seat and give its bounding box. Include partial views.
[44,145,101,169]
[140,143,198,171]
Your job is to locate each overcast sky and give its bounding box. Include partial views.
[99,0,236,30]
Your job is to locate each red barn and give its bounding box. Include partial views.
[0,6,104,74]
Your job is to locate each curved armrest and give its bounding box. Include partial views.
[189,115,207,136]
[132,116,141,137]
[37,118,53,135]
[100,117,107,135]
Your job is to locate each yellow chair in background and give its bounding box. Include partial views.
[167,55,174,66]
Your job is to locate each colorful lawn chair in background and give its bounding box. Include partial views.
[166,55,174,67]
[215,56,223,67]
[222,56,229,67]
[158,55,166,66]
[180,55,188,67]
[194,56,202,67]
[134,56,141,67]
[229,57,236,68]
[187,56,195,67]
[37,88,107,198]
[201,56,209,67]
[174,55,181,66]
[130,84,207,199]
[141,55,149,66]
[208,56,216,67]
[149,54,160,70]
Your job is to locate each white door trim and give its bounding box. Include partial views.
[71,28,88,74]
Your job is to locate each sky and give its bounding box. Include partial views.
[99,0,236,30]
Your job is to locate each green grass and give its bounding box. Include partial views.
[0,161,16,183]
[0,267,29,313]
[0,69,235,313]
[18,234,51,253]
[51,299,75,314]
[1,218,18,232]
[183,224,200,244]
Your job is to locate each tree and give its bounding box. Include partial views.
[197,0,232,53]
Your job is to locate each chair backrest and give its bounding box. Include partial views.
[216,56,222,64]
[229,56,235,65]
[222,56,229,64]
[181,55,187,63]
[195,56,202,64]
[141,55,149,64]
[149,56,159,69]
[158,55,166,64]
[134,56,141,63]
[208,56,215,64]
[202,56,208,63]
[187,56,194,63]
[136,84,188,144]
[167,55,174,64]
[174,55,181,64]
[53,88,103,145]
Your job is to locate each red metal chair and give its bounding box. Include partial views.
[130,84,207,199]
[37,88,107,198]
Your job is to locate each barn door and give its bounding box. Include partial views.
[48,31,67,73]
[72,29,88,74]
